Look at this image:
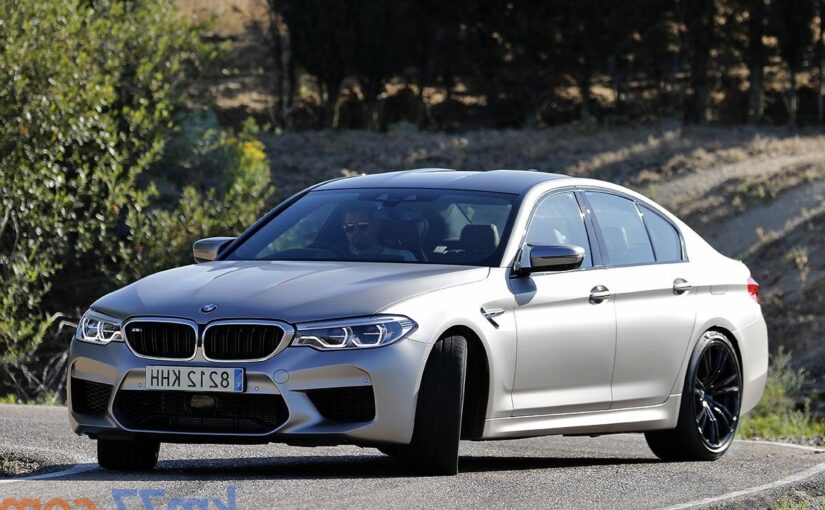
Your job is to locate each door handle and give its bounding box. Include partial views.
[589,285,611,304]
[673,278,692,295]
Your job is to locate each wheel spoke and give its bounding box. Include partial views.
[713,385,740,395]
[711,404,732,436]
[696,405,708,426]
[696,405,708,436]
[708,348,728,386]
[706,407,720,445]
[714,373,738,390]
[700,351,713,382]
[716,402,736,425]
[707,395,737,417]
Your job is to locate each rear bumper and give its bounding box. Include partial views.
[736,315,769,415]
[68,336,429,445]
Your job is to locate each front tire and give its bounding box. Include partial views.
[646,330,742,461]
[97,438,160,471]
[399,335,468,476]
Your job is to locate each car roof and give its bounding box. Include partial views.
[313,168,571,195]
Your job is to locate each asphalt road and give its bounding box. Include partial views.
[1,405,823,509]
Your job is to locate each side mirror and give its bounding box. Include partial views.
[515,244,585,276]
[193,237,235,263]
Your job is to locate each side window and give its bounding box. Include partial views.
[525,191,593,268]
[640,205,683,262]
[586,192,655,266]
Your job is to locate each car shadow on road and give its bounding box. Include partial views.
[36,454,660,481]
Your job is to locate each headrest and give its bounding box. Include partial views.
[459,224,500,253]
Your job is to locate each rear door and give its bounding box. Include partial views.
[583,191,697,409]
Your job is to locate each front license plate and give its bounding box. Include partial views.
[145,366,244,393]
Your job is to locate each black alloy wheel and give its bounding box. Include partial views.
[645,330,742,461]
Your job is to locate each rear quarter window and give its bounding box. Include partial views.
[640,205,683,262]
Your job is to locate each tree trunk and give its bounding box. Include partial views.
[522,68,538,128]
[819,0,825,123]
[683,0,715,125]
[579,57,592,120]
[286,48,296,110]
[362,77,382,130]
[484,75,502,127]
[614,56,629,117]
[748,65,765,124]
[324,80,340,129]
[747,0,766,124]
[268,9,285,128]
[788,69,798,127]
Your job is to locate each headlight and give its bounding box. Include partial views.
[75,310,124,345]
[292,315,417,350]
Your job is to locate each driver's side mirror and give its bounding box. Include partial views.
[193,237,236,263]
[514,244,585,276]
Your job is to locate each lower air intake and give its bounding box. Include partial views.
[71,378,113,416]
[114,391,288,434]
[306,386,376,423]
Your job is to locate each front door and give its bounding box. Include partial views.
[511,191,616,415]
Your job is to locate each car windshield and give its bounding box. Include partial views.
[226,188,518,266]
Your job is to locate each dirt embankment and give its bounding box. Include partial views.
[262,123,825,393]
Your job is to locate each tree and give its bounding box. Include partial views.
[0,0,212,396]
[818,0,825,122]
[268,0,825,128]
[503,0,560,126]
[744,0,768,124]
[349,0,418,128]
[682,0,716,124]
[277,0,353,127]
[0,0,273,400]
[555,0,604,119]
[772,0,816,126]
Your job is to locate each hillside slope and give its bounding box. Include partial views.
[262,123,825,395]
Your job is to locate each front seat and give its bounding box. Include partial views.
[378,220,425,261]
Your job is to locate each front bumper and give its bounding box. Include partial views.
[67,336,429,445]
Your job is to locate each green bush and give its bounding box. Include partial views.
[0,1,272,400]
[120,118,273,281]
[738,348,824,439]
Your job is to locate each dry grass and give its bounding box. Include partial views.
[770,494,825,510]
[0,452,40,478]
[262,123,825,200]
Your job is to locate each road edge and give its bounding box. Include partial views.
[659,440,825,509]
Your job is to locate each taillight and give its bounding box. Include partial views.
[747,277,760,304]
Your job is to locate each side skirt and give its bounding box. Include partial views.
[482,394,681,440]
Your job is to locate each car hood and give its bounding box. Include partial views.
[92,260,489,324]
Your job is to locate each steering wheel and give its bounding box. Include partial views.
[307,242,345,259]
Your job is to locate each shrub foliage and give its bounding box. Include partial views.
[738,348,825,439]
[0,1,273,399]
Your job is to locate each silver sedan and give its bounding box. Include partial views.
[68,169,768,475]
